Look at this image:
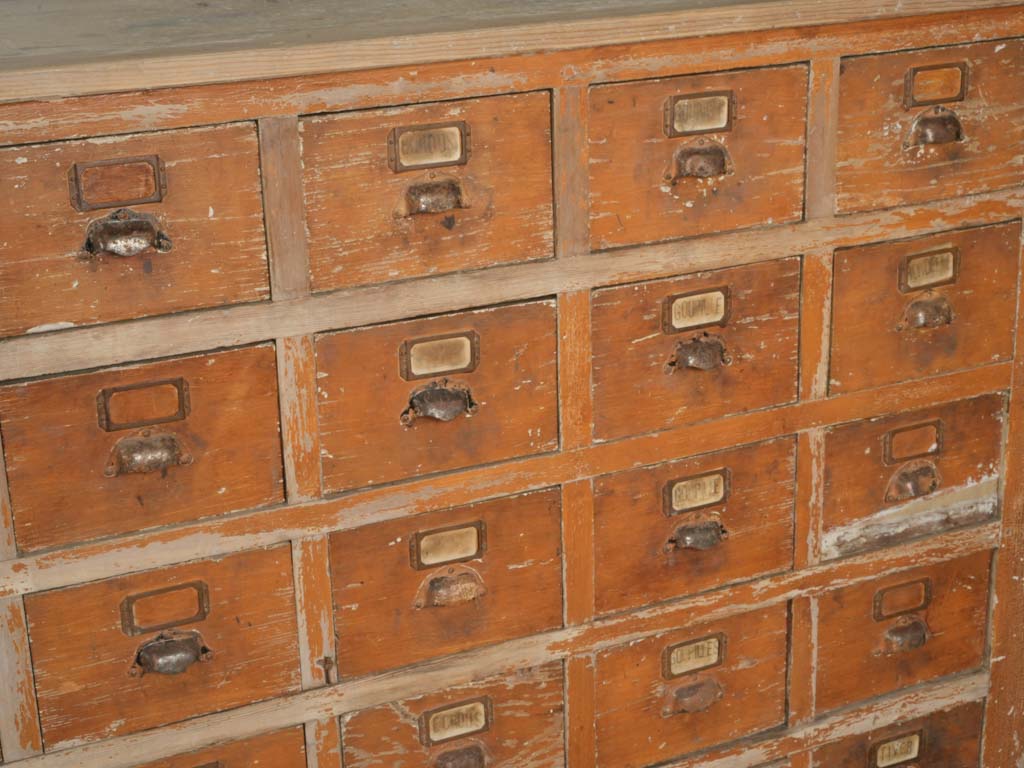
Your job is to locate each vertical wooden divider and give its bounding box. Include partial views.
[981,207,1024,767]
[260,115,340,767]
[0,429,43,760]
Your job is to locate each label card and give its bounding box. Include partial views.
[665,92,733,137]
[664,289,729,333]
[422,699,491,745]
[900,249,959,292]
[413,522,485,569]
[665,471,728,515]
[663,634,725,678]
[389,122,470,172]
[874,732,922,767]
[400,332,479,380]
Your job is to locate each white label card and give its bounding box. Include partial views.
[417,525,481,567]
[876,733,921,767]
[669,290,728,331]
[667,636,722,676]
[670,472,727,513]
[426,700,489,743]
[903,250,957,290]
[672,94,732,134]
[408,336,474,377]
[397,125,464,168]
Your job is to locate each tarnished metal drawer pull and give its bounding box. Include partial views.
[81,207,172,259]
[435,745,486,768]
[401,379,479,426]
[906,106,965,147]
[104,430,193,477]
[666,334,731,373]
[884,460,940,503]
[665,519,727,552]
[884,616,930,653]
[129,629,213,677]
[414,567,487,609]
[405,179,466,215]
[899,295,954,330]
[672,140,733,181]
[664,678,723,716]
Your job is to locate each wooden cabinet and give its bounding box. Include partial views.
[0,2,1021,767]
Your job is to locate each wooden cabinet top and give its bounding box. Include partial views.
[2,0,1021,103]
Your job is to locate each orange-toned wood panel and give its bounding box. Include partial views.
[593,436,795,616]
[816,549,992,714]
[23,545,301,749]
[0,123,270,338]
[329,489,563,678]
[135,726,307,768]
[830,221,1020,393]
[315,300,558,492]
[588,64,807,250]
[339,661,565,768]
[0,344,284,552]
[301,91,553,291]
[836,38,1024,212]
[591,257,800,441]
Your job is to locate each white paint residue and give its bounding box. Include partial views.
[27,321,75,333]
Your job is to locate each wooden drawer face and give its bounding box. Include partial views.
[135,727,307,768]
[302,91,553,291]
[593,437,796,616]
[810,701,983,768]
[821,394,1005,560]
[316,300,558,492]
[591,257,800,441]
[24,545,301,749]
[588,65,807,250]
[816,550,992,714]
[0,344,284,552]
[595,606,788,768]
[836,39,1024,213]
[830,222,1020,393]
[329,489,564,678]
[0,123,269,338]
[340,662,565,768]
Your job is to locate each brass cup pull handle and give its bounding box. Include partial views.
[129,629,213,677]
[664,678,724,717]
[667,334,731,373]
[435,745,486,768]
[401,379,479,426]
[906,106,965,147]
[666,520,728,552]
[884,616,930,654]
[884,459,940,503]
[672,140,733,182]
[105,430,193,477]
[405,179,466,215]
[899,295,954,330]
[414,567,487,609]
[81,208,172,259]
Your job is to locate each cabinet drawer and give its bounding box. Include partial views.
[816,550,991,714]
[595,606,788,768]
[836,39,1024,213]
[302,92,553,290]
[830,222,1020,393]
[0,344,283,552]
[340,662,565,768]
[588,65,807,250]
[591,257,800,441]
[593,437,795,616]
[0,123,269,338]
[329,489,563,678]
[821,394,1005,560]
[316,300,558,492]
[135,727,307,768]
[23,545,301,749]
[810,701,983,768]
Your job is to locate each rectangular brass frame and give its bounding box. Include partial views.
[873,578,933,621]
[410,520,488,570]
[663,90,735,138]
[419,696,493,746]
[68,154,166,212]
[399,331,481,381]
[883,419,944,465]
[904,62,970,108]
[898,247,961,294]
[387,121,471,172]
[119,580,211,637]
[662,469,731,517]
[96,377,191,432]
[661,632,727,680]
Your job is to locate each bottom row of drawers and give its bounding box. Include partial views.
[22,547,992,763]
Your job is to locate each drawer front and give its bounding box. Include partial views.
[591,257,800,441]
[588,64,807,250]
[593,437,796,615]
[595,606,788,768]
[816,550,992,713]
[836,39,1024,213]
[0,123,269,338]
[316,300,558,492]
[830,222,1020,393]
[24,545,301,749]
[340,662,565,768]
[821,394,1005,560]
[302,91,553,291]
[329,489,564,678]
[135,727,307,768]
[0,344,284,552]
[810,701,983,768]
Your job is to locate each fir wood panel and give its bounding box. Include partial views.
[134,727,308,768]
[305,719,342,768]
[292,537,336,689]
[259,117,311,301]
[0,596,42,760]
[277,336,323,503]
